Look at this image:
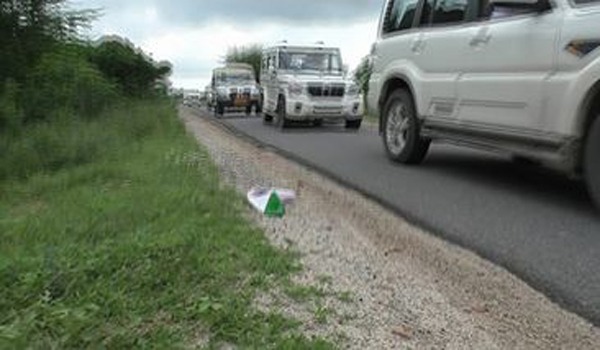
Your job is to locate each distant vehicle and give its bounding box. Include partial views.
[183,89,201,107]
[261,42,363,129]
[210,63,262,116]
[205,85,214,109]
[368,0,600,210]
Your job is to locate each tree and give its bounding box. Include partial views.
[89,40,172,97]
[224,44,263,82]
[0,0,97,84]
[353,56,373,96]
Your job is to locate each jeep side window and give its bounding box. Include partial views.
[478,0,540,20]
[262,55,268,71]
[383,0,419,34]
[267,54,274,71]
[432,0,469,25]
[419,0,436,26]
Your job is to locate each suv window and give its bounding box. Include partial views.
[278,51,342,73]
[478,0,539,20]
[384,0,419,34]
[419,0,435,26]
[574,0,600,4]
[432,0,469,25]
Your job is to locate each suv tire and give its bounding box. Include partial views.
[276,96,290,129]
[263,113,273,123]
[584,116,600,210]
[216,102,225,117]
[382,89,430,164]
[346,120,362,130]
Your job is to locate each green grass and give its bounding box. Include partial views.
[0,100,334,349]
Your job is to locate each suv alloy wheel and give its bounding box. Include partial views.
[382,89,430,164]
[585,116,600,210]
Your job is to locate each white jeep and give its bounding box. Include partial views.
[261,43,364,129]
[368,0,600,209]
[210,63,262,116]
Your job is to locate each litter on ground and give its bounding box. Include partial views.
[247,187,296,218]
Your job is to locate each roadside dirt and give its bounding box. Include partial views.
[181,107,600,349]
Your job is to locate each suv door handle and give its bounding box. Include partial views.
[470,28,491,47]
[411,35,426,54]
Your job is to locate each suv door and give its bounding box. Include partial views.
[413,0,475,125]
[456,1,561,136]
[374,0,421,100]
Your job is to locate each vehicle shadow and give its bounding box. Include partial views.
[421,148,596,214]
[265,120,362,134]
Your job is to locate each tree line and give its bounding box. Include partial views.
[0,0,172,133]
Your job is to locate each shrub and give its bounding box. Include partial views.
[0,79,23,134]
[89,41,171,98]
[0,100,176,181]
[22,49,118,122]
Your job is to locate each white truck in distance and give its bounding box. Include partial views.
[261,43,363,129]
[368,0,600,210]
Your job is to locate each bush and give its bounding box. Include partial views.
[0,100,176,181]
[22,49,118,122]
[0,79,23,134]
[90,41,171,98]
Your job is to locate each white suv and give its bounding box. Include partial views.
[368,0,600,209]
[261,43,364,129]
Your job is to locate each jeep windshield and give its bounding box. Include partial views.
[216,71,254,84]
[278,51,342,74]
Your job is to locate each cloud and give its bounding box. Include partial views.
[158,0,382,25]
[87,0,383,27]
[82,0,383,88]
[140,20,377,89]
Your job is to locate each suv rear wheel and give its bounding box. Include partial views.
[584,116,600,210]
[382,89,430,164]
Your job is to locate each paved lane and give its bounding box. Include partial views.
[209,111,600,324]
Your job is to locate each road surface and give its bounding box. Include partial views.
[201,110,600,325]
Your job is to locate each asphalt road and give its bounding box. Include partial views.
[203,110,600,325]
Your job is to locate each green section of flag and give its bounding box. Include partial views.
[265,192,285,218]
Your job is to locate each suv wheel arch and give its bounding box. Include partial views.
[379,76,417,134]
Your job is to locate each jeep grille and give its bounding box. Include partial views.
[307,83,345,98]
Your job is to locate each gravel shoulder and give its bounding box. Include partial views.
[181,107,599,349]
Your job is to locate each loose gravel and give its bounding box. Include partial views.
[181,108,600,350]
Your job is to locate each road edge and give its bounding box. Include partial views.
[187,107,599,327]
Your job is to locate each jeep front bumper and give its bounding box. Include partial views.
[284,96,364,121]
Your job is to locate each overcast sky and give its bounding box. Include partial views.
[80,0,383,89]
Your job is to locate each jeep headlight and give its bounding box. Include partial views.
[347,83,360,97]
[217,88,229,98]
[288,82,304,97]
